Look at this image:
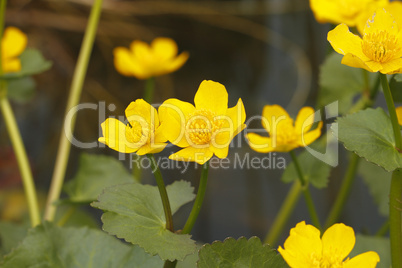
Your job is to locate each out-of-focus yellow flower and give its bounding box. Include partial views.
[328,8,402,74]
[113,37,189,80]
[99,99,167,155]
[278,221,380,268]
[1,27,27,73]
[396,106,402,125]
[159,80,246,165]
[246,105,322,153]
[310,0,388,27]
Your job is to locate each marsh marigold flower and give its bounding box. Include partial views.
[113,37,189,80]
[328,8,402,74]
[246,105,322,153]
[278,221,380,268]
[99,99,167,155]
[2,27,27,73]
[159,80,246,165]
[310,0,388,27]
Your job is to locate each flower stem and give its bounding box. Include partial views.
[0,95,41,227]
[147,154,173,231]
[182,161,209,234]
[264,180,302,246]
[143,77,155,104]
[44,0,103,221]
[324,153,359,229]
[380,73,402,149]
[389,168,402,268]
[289,150,321,230]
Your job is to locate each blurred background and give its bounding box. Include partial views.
[0,0,386,246]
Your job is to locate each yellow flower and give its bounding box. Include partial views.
[328,8,402,74]
[310,0,388,27]
[396,106,402,125]
[159,80,246,165]
[113,37,189,80]
[1,27,27,73]
[99,99,167,155]
[278,221,380,268]
[246,105,322,153]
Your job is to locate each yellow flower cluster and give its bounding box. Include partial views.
[2,27,27,73]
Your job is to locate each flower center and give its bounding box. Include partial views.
[310,252,344,268]
[272,123,297,146]
[126,120,150,146]
[362,30,400,63]
[186,109,223,146]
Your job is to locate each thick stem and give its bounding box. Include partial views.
[264,181,302,246]
[289,150,321,230]
[324,153,359,229]
[380,73,402,149]
[0,96,41,226]
[143,77,155,104]
[181,161,209,234]
[44,0,103,221]
[147,154,173,231]
[389,169,402,268]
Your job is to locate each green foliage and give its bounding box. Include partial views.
[390,74,402,103]
[91,181,197,261]
[7,77,35,103]
[334,107,402,171]
[1,49,52,80]
[317,53,377,114]
[281,137,332,188]
[1,222,163,268]
[350,235,390,268]
[0,222,28,256]
[358,160,391,216]
[64,153,134,203]
[197,237,288,268]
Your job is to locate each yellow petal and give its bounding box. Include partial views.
[388,1,402,31]
[364,8,398,36]
[210,143,229,159]
[226,98,246,137]
[261,104,292,134]
[396,107,402,125]
[246,133,275,153]
[344,251,380,268]
[2,27,27,59]
[136,142,167,155]
[356,0,389,34]
[341,53,378,72]
[295,106,315,134]
[379,58,402,74]
[131,40,152,61]
[125,99,159,128]
[2,57,21,73]
[278,221,322,268]
[113,47,148,79]
[298,122,323,147]
[328,24,367,60]
[152,37,178,61]
[169,147,213,165]
[322,223,355,261]
[99,118,138,153]
[159,98,195,147]
[162,51,189,74]
[194,80,228,115]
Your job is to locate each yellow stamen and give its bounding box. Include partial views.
[126,120,149,146]
[186,109,223,146]
[362,30,400,63]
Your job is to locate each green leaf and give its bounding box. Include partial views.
[390,74,402,103]
[197,237,288,268]
[1,48,52,79]
[0,222,28,256]
[358,160,391,216]
[7,77,36,103]
[64,153,134,203]
[91,181,197,261]
[1,222,163,268]
[334,107,402,171]
[350,235,390,268]
[317,53,377,114]
[281,136,333,188]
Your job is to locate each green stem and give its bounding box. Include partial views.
[44,0,103,221]
[389,169,402,268]
[182,161,209,234]
[324,153,360,229]
[147,154,173,231]
[56,206,76,227]
[375,220,389,237]
[289,150,321,230]
[380,73,402,149]
[143,77,155,103]
[264,181,302,246]
[132,154,142,183]
[0,96,41,227]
